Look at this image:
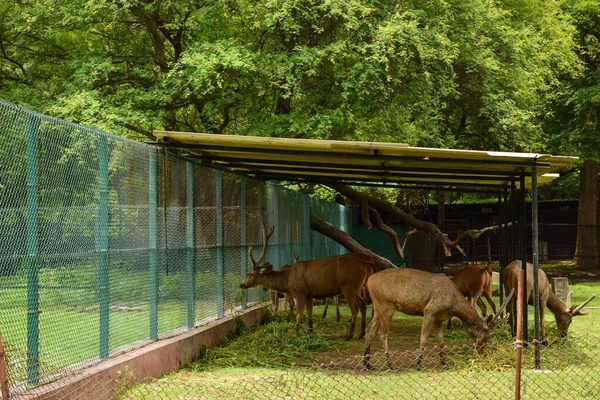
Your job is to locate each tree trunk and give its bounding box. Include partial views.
[310,214,396,271]
[574,160,599,268]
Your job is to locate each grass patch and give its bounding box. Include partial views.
[120,282,600,399]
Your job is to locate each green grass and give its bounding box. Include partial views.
[119,282,600,400]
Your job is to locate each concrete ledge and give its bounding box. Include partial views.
[22,304,267,400]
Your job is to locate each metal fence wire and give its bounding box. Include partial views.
[0,99,350,397]
[9,334,599,400]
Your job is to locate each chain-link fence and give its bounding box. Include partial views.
[9,333,597,399]
[0,99,350,398]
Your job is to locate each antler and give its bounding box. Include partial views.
[486,288,514,328]
[292,252,300,264]
[472,289,484,318]
[572,294,597,315]
[248,223,275,268]
[566,292,573,308]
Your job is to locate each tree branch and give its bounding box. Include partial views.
[310,213,396,271]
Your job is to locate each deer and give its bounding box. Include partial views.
[502,260,596,341]
[452,265,497,316]
[240,224,375,340]
[363,268,512,369]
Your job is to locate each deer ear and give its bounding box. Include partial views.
[264,263,273,272]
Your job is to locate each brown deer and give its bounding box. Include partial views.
[452,265,497,316]
[502,260,596,341]
[364,268,512,369]
[240,224,376,340]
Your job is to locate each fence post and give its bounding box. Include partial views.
[258,183,265,301]
[149,148,158,341]
[215,170,224,317]
[25,114,40,386]
[338,204,346,255]
[97,134,109,358]
[268,183,280,268]
[515,269,524,400]
[186,161,195,328]
[240,177,247,308]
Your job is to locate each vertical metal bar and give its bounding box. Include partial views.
[186,161,195,328]
[519,172,528,343]
[338,204,346,255]
[239,177,248,308]
[515,269,524,400]
[268,183,280,267]
[25,114,40,386]
[258,183,265,302]
[532,167,541,368]
[498,192,504,308]
[511,179,517,263]
[149,148,158,341]
[215,170,224,317]
[0,335,9,399]
[97,134,109,358]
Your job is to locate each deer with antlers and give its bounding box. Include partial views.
[240,223,375,340]
[364,268,512,369]
[502,260,596,341]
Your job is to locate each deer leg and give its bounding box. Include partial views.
[357,296,367,339]
[434,320,446,367]
[363,315,378,370]
[335,295,341,322]
[540,304,548,345]
[477,298,487,316]
[306,298,314,332]
[417,316,435,370]
[342,290,358,341]
[295,297,306,334]
[322,297,330,319]
[286,294,295,322]
[483,291,497,315]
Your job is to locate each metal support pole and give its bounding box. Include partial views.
[258,183,265,302]
[498,192,504,307]
[97,134,109,358]
[25,114,40,386]
[186,161,195,328]
[215,170,224,317]
[519,172,528,343]
[240,177,248,308]
[511,179,517,263]
[338,204,346,256]
[515,269,524,400]
[149,149,158,341]
[0,335,9,399]
[532,167,541,368]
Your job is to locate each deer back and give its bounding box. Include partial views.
[452,266,491,297]
[503,260,550,305]
[368,268,467,317]
[287,254,374,298]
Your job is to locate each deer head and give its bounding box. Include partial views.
[240,263,273,289]
[556,292,596,337]
[241,223,275,290]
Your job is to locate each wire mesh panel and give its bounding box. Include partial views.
[0,99,350,397]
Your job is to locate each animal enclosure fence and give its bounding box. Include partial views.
[0,99,350,397]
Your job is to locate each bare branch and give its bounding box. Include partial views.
[369,207,401,258]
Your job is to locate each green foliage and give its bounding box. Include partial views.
[0,0,582,154]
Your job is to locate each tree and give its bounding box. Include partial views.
[544,0,600,267]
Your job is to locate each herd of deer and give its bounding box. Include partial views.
[239,224,596,369]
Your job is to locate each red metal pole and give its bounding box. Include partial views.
[0,335,9,399]
[515,270,524,400]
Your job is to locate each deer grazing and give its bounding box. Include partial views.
[240,224,375,340]
[364,268,512,369]
[452,265,497,316]
[502,260,596,341]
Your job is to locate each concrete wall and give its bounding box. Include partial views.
[22,304,267,400]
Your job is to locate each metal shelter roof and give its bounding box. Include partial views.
[151,131,579,192]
